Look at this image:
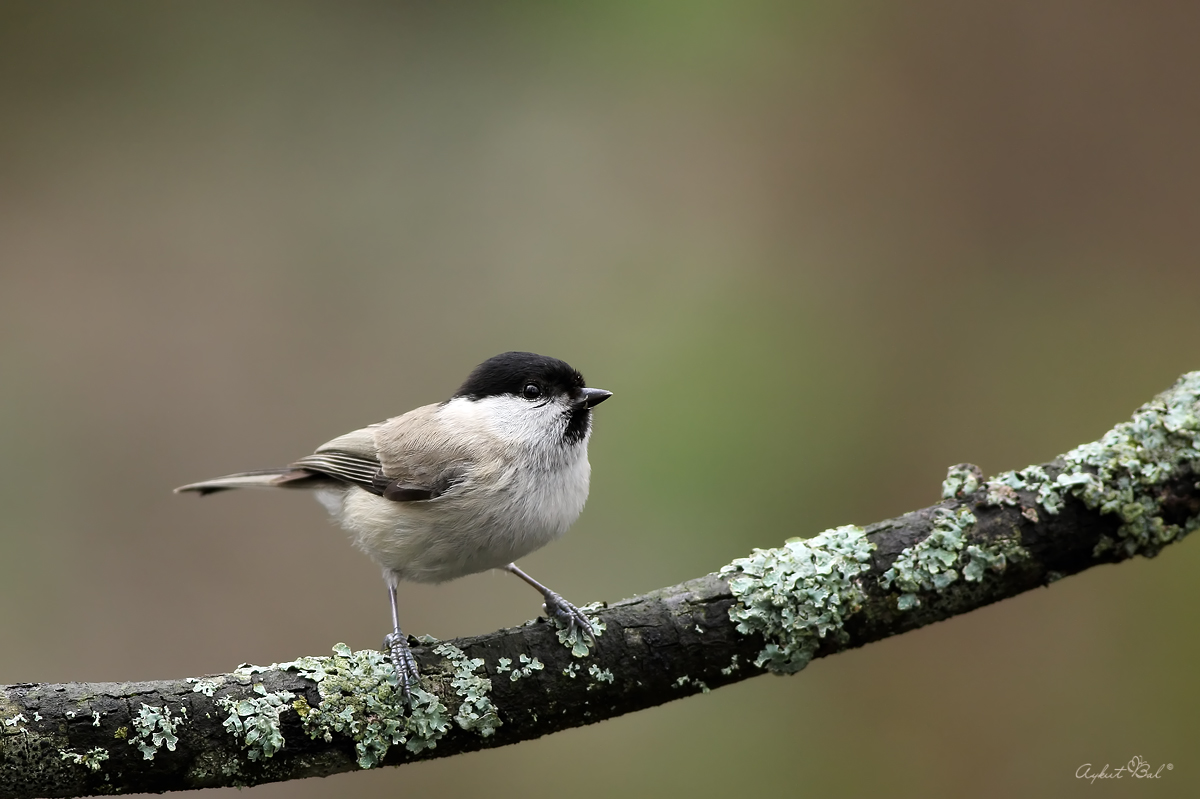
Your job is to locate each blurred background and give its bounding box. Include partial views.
[2,2,1199,797]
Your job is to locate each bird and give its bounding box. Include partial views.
[176,351,612,694]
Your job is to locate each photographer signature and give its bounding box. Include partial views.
[1076,756,1173,783]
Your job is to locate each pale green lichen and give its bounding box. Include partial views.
[881,507,976,610]
[562,663,579,678]
[879,505,1029,610]
[188,677,222,698]
[432,643,501,737]
[672,675,709,693]
[260,643,452,766]
[553,602,607,658]
[507,654,544,682]
[587,664,614,684]
[887,375,1200,609]
[225,638,503,765]
[720,655,740,676]
[495,657,513,673]
[941,464,982,499]
[587,664,614,683]
[217,683,295,761]
[58,747,110,772]
[3,714,27,728]
[721,525,876,674]
[985,373,1200,558]
[128,703,186,760]
[983,465,1064,514]
[962,536,1027,583]
[983,481,1020,507]
[982,470,1041,517]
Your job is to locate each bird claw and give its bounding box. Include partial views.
[543,591,595,642]
[383,631,421,699]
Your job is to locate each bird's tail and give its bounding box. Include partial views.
[174,468,320,496]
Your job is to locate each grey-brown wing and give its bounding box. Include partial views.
[295,409,470,502]
[370,405,479,501]
[290,450,390,495]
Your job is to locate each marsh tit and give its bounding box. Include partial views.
[176,351,612,693]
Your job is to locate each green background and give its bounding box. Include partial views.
[2,3,1198,797]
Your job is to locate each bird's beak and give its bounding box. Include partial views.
[577,387,613,408]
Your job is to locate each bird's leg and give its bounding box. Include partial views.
[504,562,594,641]
[383,583,420,699]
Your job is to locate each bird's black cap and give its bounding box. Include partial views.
[454,352,587,401]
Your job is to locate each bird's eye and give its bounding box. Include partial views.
[522,383,542,400]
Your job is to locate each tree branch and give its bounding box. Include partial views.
[6,373,1200,799]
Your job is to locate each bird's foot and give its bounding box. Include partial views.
[383,631,421,699]
[542,591,595,642]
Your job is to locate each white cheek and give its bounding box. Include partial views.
[441,394,566,444]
